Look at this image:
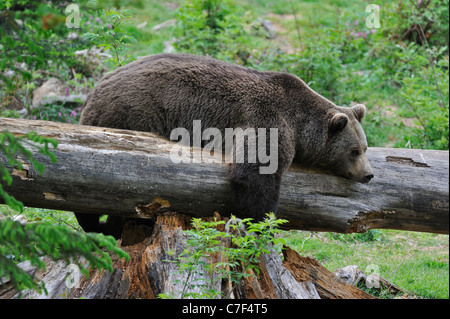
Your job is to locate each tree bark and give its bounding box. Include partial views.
[0,212,375,299]
[1,117,448,234]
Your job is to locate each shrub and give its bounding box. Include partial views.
[396,47,449,150]
[0,1,88,94]
[174,0,255,63]
[159,214,287,299]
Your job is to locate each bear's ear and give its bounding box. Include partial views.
[352,104,366,122]
[329,113,349,131]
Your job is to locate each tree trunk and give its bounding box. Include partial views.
[0,212,375,299]
[0,117,448,234]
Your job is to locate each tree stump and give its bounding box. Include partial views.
[0,212,375,299]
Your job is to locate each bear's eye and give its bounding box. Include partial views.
[351,150,360,157]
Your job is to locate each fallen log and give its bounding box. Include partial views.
[0,117,448,234]
[0,212,375,299]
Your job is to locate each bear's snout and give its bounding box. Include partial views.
[348,172,374,183]
[362,174,374,183]
[355,153,373,183]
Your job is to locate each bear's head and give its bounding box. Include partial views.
[323,104,374,183]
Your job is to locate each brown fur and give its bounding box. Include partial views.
[77,53,373,233]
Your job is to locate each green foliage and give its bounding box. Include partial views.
[159,213,287,299]
[261,36,346,101]
[29,104,82,124]
[2,206,82,230]
[386,0,449,50]
[1,1,137,116]
[174,0,255,62]
[327,229,385,243]
[396,45,449,150]
[83,8,136,67]
[0,217,129,295]
[0,1,87,93]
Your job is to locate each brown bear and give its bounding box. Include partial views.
[75,53,373,235]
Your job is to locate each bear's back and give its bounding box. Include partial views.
[80,53,295,137]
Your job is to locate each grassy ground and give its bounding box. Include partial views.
[282,229,449,299]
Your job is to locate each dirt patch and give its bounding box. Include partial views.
[163,2,180,10]
[262,13,300,54]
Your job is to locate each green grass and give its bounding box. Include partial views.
[282,229,449,299]
[121,0,183,58]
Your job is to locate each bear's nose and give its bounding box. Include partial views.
[364,174,374,183]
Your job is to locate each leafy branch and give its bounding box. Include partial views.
[159,213,287,299]
[0,218,129,295]
[407,0,446,109]
[83,9,135,67]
